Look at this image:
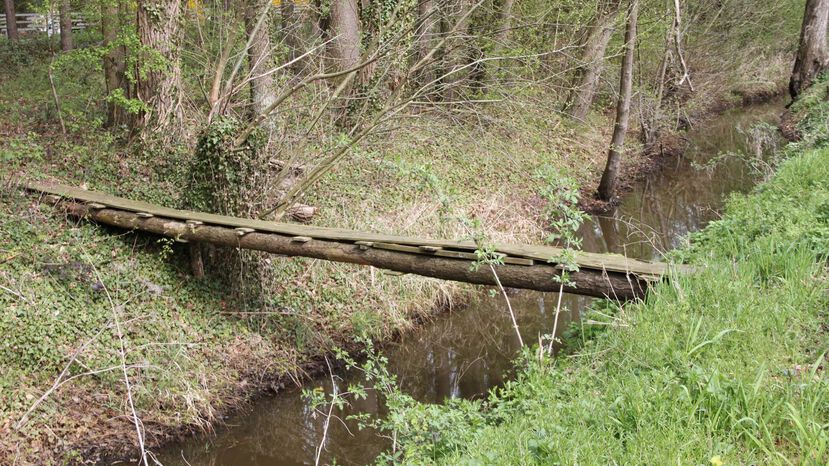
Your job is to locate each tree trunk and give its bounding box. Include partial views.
[495,0,515,44]
[564,0,623,121]
[790,0,829,100]
[136,0,184,134]
[442,0,473,101]
[101,0,129,127]
[413,0,438,86]
[329,0,361,71]
[244,0,275,116]
[3,0,18,41]
[59,0,73,51]
[55,201,653,300]
[598,0,638,201]
[280,0,301,71]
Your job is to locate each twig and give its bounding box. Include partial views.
[48,56,67,137]
[0,283,29,304]
[84,251,149,466]
[15,326,108,429]
[489,263,523,347]
[314,355,337,466]
[547,280,566,353]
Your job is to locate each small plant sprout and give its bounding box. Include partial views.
[536,168,588,353]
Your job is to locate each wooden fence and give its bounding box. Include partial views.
[1,13,89,37]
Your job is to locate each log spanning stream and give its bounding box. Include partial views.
[151,100,785,465]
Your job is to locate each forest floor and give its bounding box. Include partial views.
[399,79,829,464]
[0,47,791,464]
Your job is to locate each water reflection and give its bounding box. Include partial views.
[154,99,784,466]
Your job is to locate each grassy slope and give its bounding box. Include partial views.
[405,89,829,464]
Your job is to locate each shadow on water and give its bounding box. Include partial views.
[152,99,785,466]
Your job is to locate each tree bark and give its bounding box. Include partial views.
[280,0,301,71]
[3,0,18,41]
[495,0,515,44]
[59,0,73,51]
[136,0,184,134]
[598,0,638,201]
[329,0,361,71]
[565,0,623,121]
[413,0,438,85]
[442,0,473,101]
[790,0,829,100]
[101,0,129,126]
[244,0,275,116]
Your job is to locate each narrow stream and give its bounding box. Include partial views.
[153,100,785,466]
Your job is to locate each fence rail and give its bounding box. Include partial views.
[1,13,89,36]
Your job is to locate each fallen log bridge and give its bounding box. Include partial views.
[24,181,683,300]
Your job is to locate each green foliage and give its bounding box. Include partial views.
[0,190,255,426]
[305,340,489,464]
[0,35,54,68]
[536,167,587,286]
[560,298,622,351]
[188,116,264,214]
[790,73,829,149]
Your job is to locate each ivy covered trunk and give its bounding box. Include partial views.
[136,0,184,135]
[186,118,273,306]
[101,0,130,127]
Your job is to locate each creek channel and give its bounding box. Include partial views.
[153,99,785,465]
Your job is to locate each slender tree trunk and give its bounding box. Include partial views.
[442,0,473,101]
[790,0,829,100]
[101,0,127,126]
[495,0,515,44]
[136,0,184,134]
[59,0,73,51]
[327,0,360,120]
[642,0,673,146]
[565,0,623,120]
[280,0,301,71]
[244,0,275,116]
[413,0,438,87]
[598,0,638,201]
[3,0,18,41]
[329,0,361,71]
[671,0,692,91]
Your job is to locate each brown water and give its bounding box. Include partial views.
[151,100,784,466]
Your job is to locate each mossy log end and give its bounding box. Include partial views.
[57,201,653,300]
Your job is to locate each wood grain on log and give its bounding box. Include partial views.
[58,201,652,300]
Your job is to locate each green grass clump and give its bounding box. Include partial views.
[389,126,829,464]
